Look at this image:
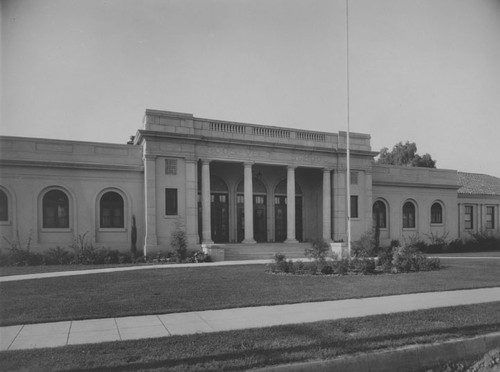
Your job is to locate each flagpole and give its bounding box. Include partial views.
[345,0,352,257]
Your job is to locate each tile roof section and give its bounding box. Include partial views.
[458,172,500,196]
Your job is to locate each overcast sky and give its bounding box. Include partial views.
[2,0,500,177]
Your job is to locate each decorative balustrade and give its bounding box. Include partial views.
[296,131,325,142]
[209,121,245,134]
[251,126,290,138]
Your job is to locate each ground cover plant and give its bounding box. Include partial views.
[269,238,441,275]
[0,231,210,268]
[1,302,499,372]
[1,258,499,326]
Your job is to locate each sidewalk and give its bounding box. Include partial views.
[2,287,499,351]
[2,255,499,283]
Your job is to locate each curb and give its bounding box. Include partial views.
[253,332,500,372]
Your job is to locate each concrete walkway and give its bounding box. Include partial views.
[2,255,499,283]
[2,287,499,351]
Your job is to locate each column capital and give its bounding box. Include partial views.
[287,165,297,170]
[323,167,334,173]
[244,161,254,167]
[200,158,211,165]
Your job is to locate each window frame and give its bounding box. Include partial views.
[350,195,359,219]
[0,188,9,223]
[486,206,495,229]
[165,188,178,216]
[99,191,125,229]
[464,205,473,230]
[402,201,416,229]
[42,189,71,230]
[372,200,387,229]
[430,202,443,225]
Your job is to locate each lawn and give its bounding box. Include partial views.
[1,302,499,372]
[1,258,499,326]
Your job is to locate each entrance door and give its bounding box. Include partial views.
[274,196,287,242]
[211,193,229,243]
[236,194,244,243]
[273,195,303,242]
[295,196,303,242]
[254,195,267,242]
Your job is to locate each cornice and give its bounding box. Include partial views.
[136,130,377,158]
[372,180,460,190]
[0,159,144,172]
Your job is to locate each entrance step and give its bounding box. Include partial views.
[221,242,312,261]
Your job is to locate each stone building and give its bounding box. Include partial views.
[0,109,498,257]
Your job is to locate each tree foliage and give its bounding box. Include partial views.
[377,141,436,168]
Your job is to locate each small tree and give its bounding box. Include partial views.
[131,215,137,258]
[170,220,187,262]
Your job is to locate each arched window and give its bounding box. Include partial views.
[100,191,124,228]
[0,189,8,221]
[431,203,443,224]
[43,190,69,228]
[402,201,416,229]
[373,200,386,229]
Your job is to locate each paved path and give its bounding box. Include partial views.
[1,287,499,351]
[2,255,499,282]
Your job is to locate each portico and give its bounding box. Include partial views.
[135,109,376,254]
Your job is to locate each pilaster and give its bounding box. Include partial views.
[243,162,256,243]
[285,165,298,243]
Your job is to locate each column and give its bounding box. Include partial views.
[185,159,198,245]
[143,155,157,256]
[322,168,332,241]
[286,165,298,243]
[243,162,256,243]
[458,203,462,238]
[201,160,213,244]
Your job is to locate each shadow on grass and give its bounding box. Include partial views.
[60,323,499,372]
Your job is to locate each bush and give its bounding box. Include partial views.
[351,231,377,258]
[391,245,441,273]
[186,250,211,263]
[304,240,330,264]
[170,221,187,262]
[45,246,74,265]
[350,258,376,274]
[376,246,393,272]
[1,230,42,266]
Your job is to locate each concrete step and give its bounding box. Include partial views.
[221,242,312,261]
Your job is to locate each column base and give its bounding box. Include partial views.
[284,239,298,244]
[202,239,214,245]
[242,239,256,244]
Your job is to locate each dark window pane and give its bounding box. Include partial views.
[403,202,415,229]
[43,190,69,228]
[350,195,358,218]
[431,203,443,224]
[100,191,124,228]
[0,190,8,221]
[165,188,178,215]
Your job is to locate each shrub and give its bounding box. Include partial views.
[186,250,211,263]
[350,258,376,274]
[391,245,441,273]
[351,231,376,258]
[45,246,74,265]
[70,232,101,264]
[170,221,187,262]
[304,240,330,264]
[1,230,42,266]
[424,231,449,253]
[469,230,500,251]
[376,246,393,272]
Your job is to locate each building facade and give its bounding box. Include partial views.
[0,109,499,255]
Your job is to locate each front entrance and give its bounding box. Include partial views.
[274,195,303,242]
[211,193,229,243]
[253,195,267,242]
[236,194,268,243]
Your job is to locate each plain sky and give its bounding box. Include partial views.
[1,0,500,177]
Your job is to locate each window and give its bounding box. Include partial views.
[165,188,178,215]
[403,202,416,229]
[350,195,359,218]
[350,172,358,185]
[373,200,386,228]
[0,189,8,222]
[43,190,69,228]
[165,159,177,175]
[464,206,473,230]
[431,203,443,224]
[486,206,495,229]
[100,191,124,228]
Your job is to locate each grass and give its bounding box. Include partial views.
[0,263,149,276]
[1,302,499,372]
[1,258,499,326]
